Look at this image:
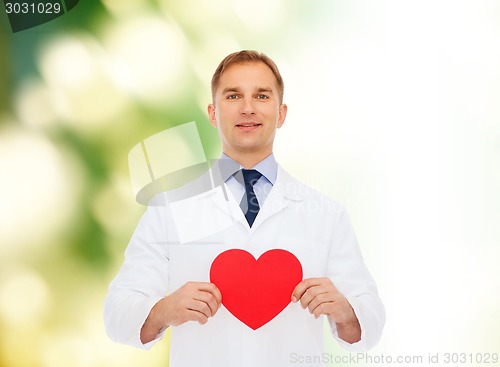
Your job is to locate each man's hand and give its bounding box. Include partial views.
[140,282,222,344]
[292,277,361,344]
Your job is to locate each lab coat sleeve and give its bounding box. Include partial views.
[326,206,385,351]
[103,204,170,350]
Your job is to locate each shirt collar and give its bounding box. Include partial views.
[219,153,277,185]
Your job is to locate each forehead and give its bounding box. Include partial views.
[217,61,278,91]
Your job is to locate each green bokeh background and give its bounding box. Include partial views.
[1,1,499,366]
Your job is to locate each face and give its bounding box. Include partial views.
[208,61,287,160]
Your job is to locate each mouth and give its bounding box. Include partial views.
[235,122,262,131]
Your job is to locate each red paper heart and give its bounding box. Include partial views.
[210,249,303,330]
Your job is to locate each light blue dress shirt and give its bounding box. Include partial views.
[219,153,277,208]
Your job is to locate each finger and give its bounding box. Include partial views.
[187,299,214,319]
[172,308,208,326]
[300,284,331,310]
[312,302,334,319]
[185,309,209,325]
[209,284,223,304]
[307,292,333,314]
[193,291,220,316]
[298,286,314,309]
[196,282,223,304]
[292,277,334,302]
[307,283,341,312]
[196,312,209,325]
[292,278,319,302]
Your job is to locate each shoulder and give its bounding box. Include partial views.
[276,165,345,213]
[144,164,219,206]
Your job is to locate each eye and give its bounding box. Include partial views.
[256,94,270,100]
[226,94,239,100]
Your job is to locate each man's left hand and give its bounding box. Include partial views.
[291,277,361,343]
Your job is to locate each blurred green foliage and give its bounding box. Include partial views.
[1,1,500,366]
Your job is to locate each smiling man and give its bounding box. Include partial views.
[104,50,385,367]
[208,59,286,169]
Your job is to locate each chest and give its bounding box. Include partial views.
[165,197,335,292]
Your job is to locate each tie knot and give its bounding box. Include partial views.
[241,169,262,187]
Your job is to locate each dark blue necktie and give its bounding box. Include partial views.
[240,169,262,227]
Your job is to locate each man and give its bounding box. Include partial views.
[104,50,385,366]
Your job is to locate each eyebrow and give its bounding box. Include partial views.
[257,87,273,94]
[221,87,240,94]
[221,87,275,94]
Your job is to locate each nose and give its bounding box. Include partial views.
[240,97,256,115]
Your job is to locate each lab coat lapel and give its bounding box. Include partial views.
[248,165,303,231]
[208,164,304,231]
[167,164,304,241]
[209,182,249,227]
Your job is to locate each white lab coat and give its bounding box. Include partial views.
[103,165,385,367]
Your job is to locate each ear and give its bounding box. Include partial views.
[277,104,287,129]
[207,103,217,128]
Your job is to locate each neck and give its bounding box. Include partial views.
[224,150,272,169]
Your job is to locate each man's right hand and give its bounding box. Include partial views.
[140,282,222,344]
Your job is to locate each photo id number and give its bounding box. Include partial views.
[5,2,62,15]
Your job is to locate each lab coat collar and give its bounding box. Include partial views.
[168,164,306,242]
[210,164,304,231]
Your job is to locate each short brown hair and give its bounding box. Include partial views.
[211,50,284,103]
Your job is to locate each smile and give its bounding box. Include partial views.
[236,123,262,132]
[236,123,262,127]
